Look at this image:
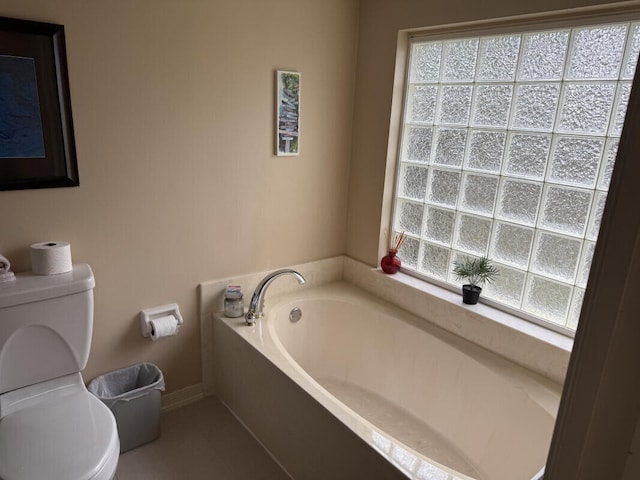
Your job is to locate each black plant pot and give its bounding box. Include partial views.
[462,284,482,305]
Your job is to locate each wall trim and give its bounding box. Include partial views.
[161,383,204,413]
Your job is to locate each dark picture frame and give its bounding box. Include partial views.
[0,16,78,191]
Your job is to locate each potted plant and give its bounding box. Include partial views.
[452,256,499,305]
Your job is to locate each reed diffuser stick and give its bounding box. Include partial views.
[385,230,406,252]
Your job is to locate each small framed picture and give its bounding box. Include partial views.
[275,70,300,156]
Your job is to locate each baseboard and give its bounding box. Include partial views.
[160,383,204,413]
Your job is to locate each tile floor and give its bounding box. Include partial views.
[115,396,291,480]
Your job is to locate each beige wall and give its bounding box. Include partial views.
[347,0,631,266]
[0,0,359,392]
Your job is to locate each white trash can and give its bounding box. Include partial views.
[88,362,165,452]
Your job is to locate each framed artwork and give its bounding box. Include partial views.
[0,16,78,191]
[276,70,300,156]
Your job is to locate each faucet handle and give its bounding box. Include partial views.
[245,310,259,326]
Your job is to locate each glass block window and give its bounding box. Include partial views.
[392,20,640,331]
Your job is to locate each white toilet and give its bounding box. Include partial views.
[0,264,120,480]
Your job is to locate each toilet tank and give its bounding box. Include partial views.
[0,264,95,394]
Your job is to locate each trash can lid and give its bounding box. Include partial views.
[0,388,119,480]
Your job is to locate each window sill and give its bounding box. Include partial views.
[343,256,572,385]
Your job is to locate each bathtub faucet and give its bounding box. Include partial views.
[245,269,305,326]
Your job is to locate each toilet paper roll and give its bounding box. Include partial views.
[30,242,73,275]
[149,315,180,341]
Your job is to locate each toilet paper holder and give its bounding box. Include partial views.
[140,303,184,338]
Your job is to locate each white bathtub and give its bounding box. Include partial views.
[214,281,561,480]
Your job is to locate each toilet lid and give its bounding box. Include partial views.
[0,389,119,480]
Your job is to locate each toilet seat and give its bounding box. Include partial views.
[0,375,119,480]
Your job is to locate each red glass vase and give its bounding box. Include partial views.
[381,248,401,274]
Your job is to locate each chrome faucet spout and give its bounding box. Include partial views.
[245,269,305,325]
